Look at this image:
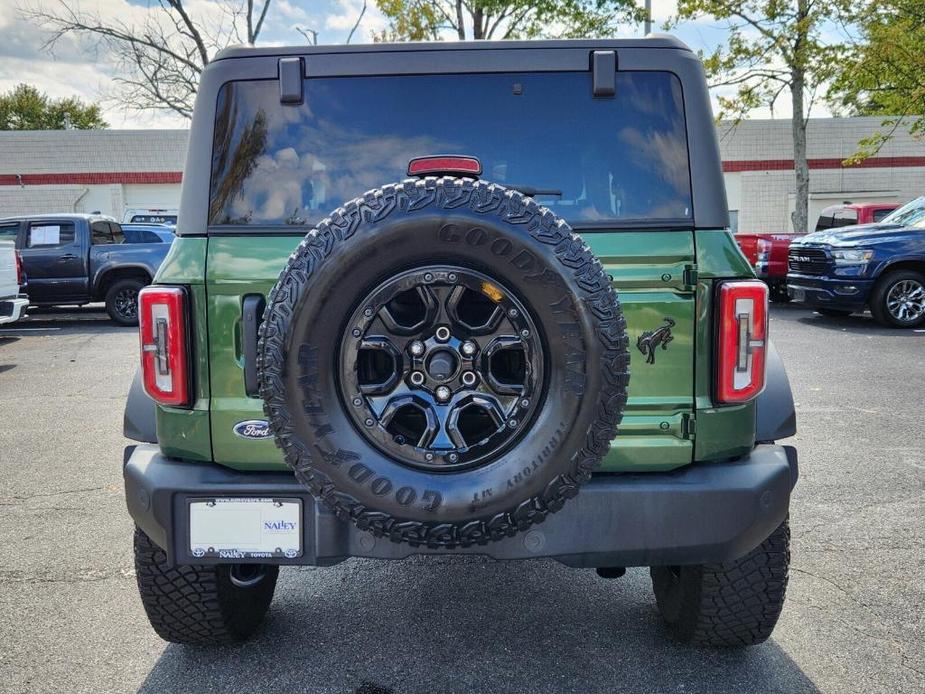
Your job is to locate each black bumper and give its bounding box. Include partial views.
[124,443,798,568]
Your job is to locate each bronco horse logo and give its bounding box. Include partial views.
[637,317,675,364]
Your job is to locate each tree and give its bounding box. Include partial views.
[374,0,643,41]
[0,83,107,130]
[830,0,925,160]
[19,0,275,120]
[673,1,848,234]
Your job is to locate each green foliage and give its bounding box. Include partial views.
[374,0,643,41]
[0,83,107,130]
[830,0,925,161]
[673,0,847,122]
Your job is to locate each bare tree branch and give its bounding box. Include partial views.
[347,0,368,44]
[18,0,276,119]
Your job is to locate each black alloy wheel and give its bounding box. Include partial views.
[340,265,544,471]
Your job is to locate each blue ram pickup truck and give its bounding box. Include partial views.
[788,196,925,327]
[0,214,171,325]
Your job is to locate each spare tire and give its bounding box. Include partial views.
[258,177,629,548]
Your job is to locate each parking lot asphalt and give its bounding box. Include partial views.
[0,303,923,694]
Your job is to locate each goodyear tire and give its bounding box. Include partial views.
[258,177,629,548]
[650,519,791,647]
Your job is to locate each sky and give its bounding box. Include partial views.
[0,0,829,129]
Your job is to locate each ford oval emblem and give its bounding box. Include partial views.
[233,420,272,440]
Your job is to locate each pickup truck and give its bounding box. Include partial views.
[0,238,27,325]
[814,202,899,231]
[788,196,925,327]
[735,203,901,302]
[735,232,802,302]
[0,214,170,325]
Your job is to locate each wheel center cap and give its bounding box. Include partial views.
[426,349,458,381]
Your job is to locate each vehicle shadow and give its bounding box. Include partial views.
[139,557,819,694]
[3,305,129,333]
[770,303,924,336]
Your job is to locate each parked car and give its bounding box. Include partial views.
[122,223,176,244]
[122,208,178,226]
[735,232,803,302]
[0,237,27,325]
[123,37,798,648]
[0,214,171,325]
[788,196,925,327]
[814,202,899,231]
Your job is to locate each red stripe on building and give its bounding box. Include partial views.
[723,156,925,172]
[0,171,183,186]
[1,155,925,186]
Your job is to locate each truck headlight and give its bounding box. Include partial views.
[831,249,874,265]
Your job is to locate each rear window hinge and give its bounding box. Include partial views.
[681,413,696,439]
[683,265,698,288]
[278,57,304,105]
[591,51,617,97]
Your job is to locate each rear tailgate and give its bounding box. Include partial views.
[206,232,697,472]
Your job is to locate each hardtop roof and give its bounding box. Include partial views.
[214,36,691,62]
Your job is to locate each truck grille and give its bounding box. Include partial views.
[788,247,830,275]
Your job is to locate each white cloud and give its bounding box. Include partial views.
[323,0,387,41]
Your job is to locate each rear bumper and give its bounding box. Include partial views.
[0,297,28,324]
[787,274,873,311]
[124,443,798,569]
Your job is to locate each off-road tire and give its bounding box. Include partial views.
[650,519,790,647]
[105,278,145,326]
[869,269,925,328]
[133,527,279,645]
[258,177,629,549]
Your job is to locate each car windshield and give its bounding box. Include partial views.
[209,71,693,228]
[880,196,925,226]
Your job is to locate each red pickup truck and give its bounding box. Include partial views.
[735,202,900,301]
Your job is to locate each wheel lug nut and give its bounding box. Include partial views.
[520,398,530,408]
[364,418,375,427]
[508,419,518,428]
[461,341,477,356]
[520,329,530,338]
[364,307,374,317]
[435,385,451,402]
[352,328,361,337]
[424,272,434,282]
[435,326,451,342]
[448,273,458,282]
[352,397,362,407]
[448,453,459,463]
[461,371,477,386]
[425,452,434,461]
[409,340,425,356]
[410,371,425,386]
[508,308,518,318]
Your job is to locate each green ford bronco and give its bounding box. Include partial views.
[122,37,798,647]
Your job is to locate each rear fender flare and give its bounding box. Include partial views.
[756,340,796,442]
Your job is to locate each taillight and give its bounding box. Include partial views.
[408,155,482,177]
[139,286,189,406]
[716,280,768,404]
[14,250,23,286]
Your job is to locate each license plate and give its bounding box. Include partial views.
[188,498,302,559]
[790,288,805,302]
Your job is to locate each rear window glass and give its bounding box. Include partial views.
[872,208,893,222]
[209,71,692,228]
